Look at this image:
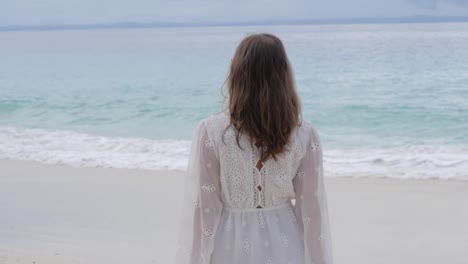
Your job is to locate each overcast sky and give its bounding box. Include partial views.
[2,0,468,26]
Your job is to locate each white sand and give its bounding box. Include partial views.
[1,159,467,264]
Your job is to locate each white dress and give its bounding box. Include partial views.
[175,110,333,264]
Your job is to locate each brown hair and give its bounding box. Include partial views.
[222,33,302,163]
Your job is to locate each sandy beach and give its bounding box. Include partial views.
[1,159,467,264]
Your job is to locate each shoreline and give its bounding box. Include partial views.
[1,158,467,182]
[1,159,467,264]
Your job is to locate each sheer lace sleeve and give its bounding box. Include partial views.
[175,119,223,264]
[292,123,333,264]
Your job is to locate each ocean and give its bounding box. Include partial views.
[0,23,467,180]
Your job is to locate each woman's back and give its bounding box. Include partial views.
[175,33,333,264]
[205,110,309,209]
[176,110,332,264]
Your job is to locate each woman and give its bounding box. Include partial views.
[175,33,333,264]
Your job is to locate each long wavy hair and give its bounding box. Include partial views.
[221,33,303,163]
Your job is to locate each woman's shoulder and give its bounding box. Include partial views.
[198,112,320,144]
[296,118,321,144]
[196,110,230,135]
[200,110,229,125]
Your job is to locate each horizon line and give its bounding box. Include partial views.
[2,15,468,31]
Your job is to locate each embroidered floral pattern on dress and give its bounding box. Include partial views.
[204,113,305,209]
[202,229,213,238]
[257,211,266,228]
[201,183,216,192]
[204,139,215,151]
[315,189,320,197]
[295,170,305,180]
[253,147,267,208]
[280,233,289,247]
[225,214,233,231]
[310,142,320,150]
[243,238,252,253]
[288,207,297,222]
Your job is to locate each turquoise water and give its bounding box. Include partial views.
[0,23,467,179]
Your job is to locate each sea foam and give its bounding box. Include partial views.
[0,126,190,171]
[1,126,466,180]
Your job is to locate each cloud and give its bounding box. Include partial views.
[1,0,315,25]
[1,0,468,26]
[445,0,468,6]
[407,0,438,10]
[407,0,468,9]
